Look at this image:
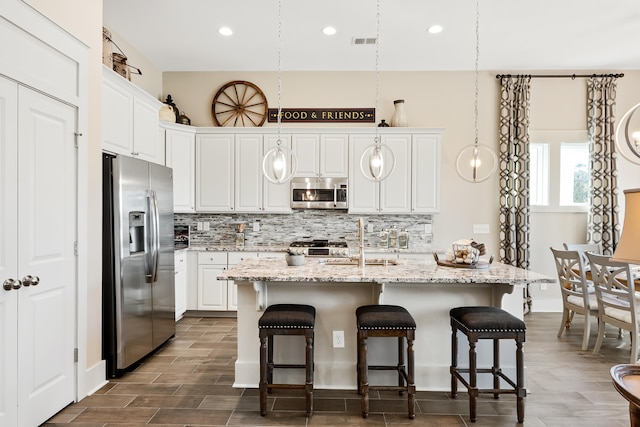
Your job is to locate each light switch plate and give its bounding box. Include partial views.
[473,224,490,234]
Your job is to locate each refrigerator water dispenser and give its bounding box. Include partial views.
[129,211,145,253]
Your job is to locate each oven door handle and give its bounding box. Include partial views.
[333,184,337,207]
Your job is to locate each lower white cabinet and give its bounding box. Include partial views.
[197,252,228,311]
[192,251,278,312]
[196,251,259,311]
[174,251,187,320]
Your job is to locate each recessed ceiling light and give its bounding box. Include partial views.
[219,27,233,36]
[428,25,443,34]
[322,26,337,36]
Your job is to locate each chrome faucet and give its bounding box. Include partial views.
[357,217,365,268]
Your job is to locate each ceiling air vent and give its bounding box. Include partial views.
[352,37,377,45]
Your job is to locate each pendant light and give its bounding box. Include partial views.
[455,0,497,183]
[359,0,395,182]
[615,102,640,165]
[262,0,297,184]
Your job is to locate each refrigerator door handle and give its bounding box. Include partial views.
[144,190,154,282]
[150,189,160,283]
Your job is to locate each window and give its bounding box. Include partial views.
[529,130,589,212]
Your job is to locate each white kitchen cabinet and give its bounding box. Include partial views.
[102,66,164,165]
[165,124,196,212]
[196,132,291,213]
[195,251,259,312]
[0,77,76,426]
[293,133,348,177]
[349,131,440,214]
[349,134,410,213]
[174,251,187,320]
[263,134,293,212]
[197,252,228,311]
[196,134,234,211]
[379,134,412,213]
[411,133,441,212]
[235,134,263,212]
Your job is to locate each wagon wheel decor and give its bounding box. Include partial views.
[211,80,268,127]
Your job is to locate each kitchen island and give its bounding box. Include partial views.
[219,256,553,391]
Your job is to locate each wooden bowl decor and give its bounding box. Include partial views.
[211,80,268,127]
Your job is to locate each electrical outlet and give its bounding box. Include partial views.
[333,330,345,348]
[540,283,548,291]
[424,224,433,234]
[203,222,210,231]
[367,223,373,233]
[473,224,490,234]
[253,221,260,232]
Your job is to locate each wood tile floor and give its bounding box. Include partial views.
[44,312,634,426]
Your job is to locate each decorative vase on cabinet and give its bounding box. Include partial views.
[391,99,408,127]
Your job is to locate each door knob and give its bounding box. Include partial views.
[22,275,40,286]
[3,278,22,291]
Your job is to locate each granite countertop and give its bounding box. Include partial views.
[185,244,437,254]
[218,257,554,284]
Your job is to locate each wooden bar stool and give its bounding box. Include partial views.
[450,306,526,423]
[356,304,416,419]
[258,304,315,417]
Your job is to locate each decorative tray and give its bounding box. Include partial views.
[433,252,493,269]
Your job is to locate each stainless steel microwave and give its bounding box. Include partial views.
[290,177,348,209]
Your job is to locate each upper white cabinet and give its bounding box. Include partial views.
[293,133,348,177]
[164,124,196,212]
[263,134,293,213]
[235,133,263,212]
[196,133,234,211]
[102,66,165,165]
[349,130,441,214]
[189,128,439,214]
[196,132,291,213]
[411,133,441,212]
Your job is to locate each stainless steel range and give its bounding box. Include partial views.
[288,239,350,257]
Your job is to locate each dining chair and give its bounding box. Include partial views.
[550,247,598,350]
[587,252,639,363]
[562,243,601,268]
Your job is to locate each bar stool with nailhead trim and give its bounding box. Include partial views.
[258,304,315,417]
[450,306,526,423]
[356,304,416,419]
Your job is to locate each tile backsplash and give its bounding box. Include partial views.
[175,211,435,250]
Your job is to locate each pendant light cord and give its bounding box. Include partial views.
[277,0,282,144]
[375,0,380,143]
[474,0,479,146]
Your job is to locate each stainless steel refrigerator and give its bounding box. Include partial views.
[102,153,176,378]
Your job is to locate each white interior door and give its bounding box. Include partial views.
[17,86,76,426]
[0,73,19,427]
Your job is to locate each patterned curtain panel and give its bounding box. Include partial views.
[586,76,620,255]
[498,76,531,270]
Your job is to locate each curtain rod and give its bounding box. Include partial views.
[495,73,624,79]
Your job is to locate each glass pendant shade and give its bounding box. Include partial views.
[262,142,297,184]
[456,144,497,183]
[615,102,640,165]
[360,139,396,182]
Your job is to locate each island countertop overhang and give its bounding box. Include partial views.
[218,257,554,285]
